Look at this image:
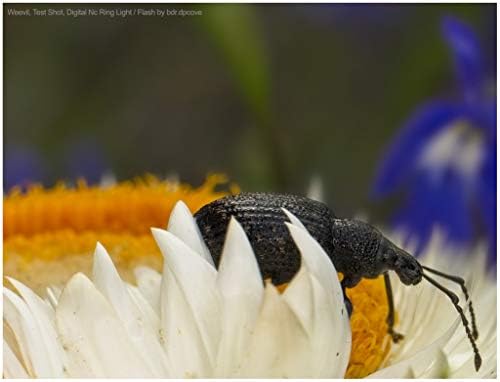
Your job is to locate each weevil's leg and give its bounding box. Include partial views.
[341,279,353,317]
[384,273,404,343]
[341,276,360,317]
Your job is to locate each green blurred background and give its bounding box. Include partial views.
[3,3,495,219]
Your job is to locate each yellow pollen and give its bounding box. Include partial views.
[4,174,237,239]
[4,175,390,377]
[345,277,392,378]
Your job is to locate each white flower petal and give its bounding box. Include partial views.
[134,265,162,315]
[395,282,449,357]
[286,222,341,301]
[417,349,450,378]
[375,297,462,377]
[92,243,171,377]
[237,283,312,378]
[3,339,29,378]
[7,277,67,377]
[160,265,211,377]
[282,266,314,335]
[286,221,351,373]
[216,217,263,296]
[281,207,307,230]
[55,273,155,378]
[126,283,162,337]
[215,217,264,376]
[46,287,59,309]
[3,287,53,377]
[366,364,415,379]
[284,268,350,377]
[152,228,220,376]
[370,345,451,378]
[167,200,215,267]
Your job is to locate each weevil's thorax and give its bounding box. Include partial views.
[331,219,390,279]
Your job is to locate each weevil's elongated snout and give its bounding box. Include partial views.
[394,252,423,285]
[393,246,424,285]
[380,238,423,285]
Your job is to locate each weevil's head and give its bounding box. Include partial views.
[331,219,423,284]
[378,237,422,285]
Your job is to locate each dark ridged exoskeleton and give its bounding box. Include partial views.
[194,192,482,371]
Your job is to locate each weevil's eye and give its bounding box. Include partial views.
[377,237,398,266]
[382,249,397,265]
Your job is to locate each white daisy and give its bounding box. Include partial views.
[3,201,351,378]
[3,201,496,378]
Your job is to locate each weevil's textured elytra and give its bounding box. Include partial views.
[194,192,336,284]
[194,192,482,371]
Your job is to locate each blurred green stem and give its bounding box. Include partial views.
[199,4,288,190]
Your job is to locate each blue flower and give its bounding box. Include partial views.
[372,16,496,263]
[4,144,46,192]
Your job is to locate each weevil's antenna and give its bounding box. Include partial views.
[423,273,482,371]
[422,265,478,339]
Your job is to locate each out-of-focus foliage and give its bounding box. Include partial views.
[4,4,494,224]
[200,5,270,122]
[198,5,286,189]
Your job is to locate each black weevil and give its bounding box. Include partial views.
[194,192,481,371]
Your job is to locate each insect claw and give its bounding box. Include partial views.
[475,353,482,372]
[389,330,404,343]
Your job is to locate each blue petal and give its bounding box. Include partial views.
[441,16,484,100]
[478,141,496,265]
[461,97,497,137]
[372,100,463,197]
[391,167,473,256]
[464,98,496,264]
[4,145,46,192]
[479,98,497,138]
